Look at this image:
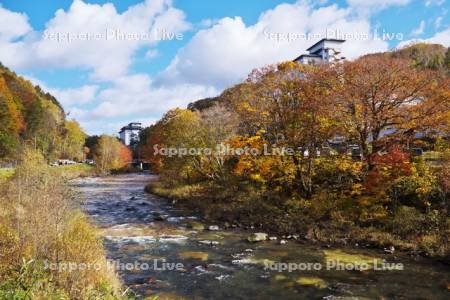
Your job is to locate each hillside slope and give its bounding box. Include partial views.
[0,63,84,162]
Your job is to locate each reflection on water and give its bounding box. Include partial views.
[73,174,450,299]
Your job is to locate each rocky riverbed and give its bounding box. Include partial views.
[73,173,450,299]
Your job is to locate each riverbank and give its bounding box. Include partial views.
[76,173,450,299]
[0,163,96,181]
[0,150,133,299]
[145,180,449,262]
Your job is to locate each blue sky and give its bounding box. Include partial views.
[0,0,448,134]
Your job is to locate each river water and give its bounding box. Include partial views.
[73,173,449,299]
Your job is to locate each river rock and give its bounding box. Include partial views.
[269,236,277,241]
[232,257,274,266]
[185,220,205,231]
[208,225,220,231]
[198,240,220,246]
[105,235,156,244]
[154,215,168,221]
[279,239,287,245]
[215,274,230,281]
[152,212,168,221]
[247,232,268,242]
[159,235,189,243]
[323,249,380,269]
[179,251,209,261]
[274,274,287,281]
[384,246,395,254]
[296,276,327,289]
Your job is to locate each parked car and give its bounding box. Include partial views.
[57,159,77,165]
[82,159,95,165]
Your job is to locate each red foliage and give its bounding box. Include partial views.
[119,144,132,166]
[364,145,412,191]
[142,127,166,173]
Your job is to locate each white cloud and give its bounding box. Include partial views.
[157,1,389,90]
[23,74,99,107]
[435,16,443,29]
[145,49,159,59]
[70,73,218,131]
[52,85,99,106]
[346,0,410,9]
[0,5,31,41]
[425,0,445,6]
[70,1,393,134]
[411,20,426,36]
[198,19,219,28]
[397,27,450,48]
[2,0,425,135]
[75,118,158,136]
[0,0,190,81]
[426,27,450,45]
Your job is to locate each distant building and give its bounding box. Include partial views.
[294,38,345,64]
[119,122,142,146]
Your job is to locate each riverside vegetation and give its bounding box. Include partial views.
[0,148,131,299]
[142,43,450,259]
[0,62,134,298]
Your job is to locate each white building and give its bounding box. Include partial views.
[119,122,142,146]
[294,38,345,64]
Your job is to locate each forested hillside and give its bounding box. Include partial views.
[0,63,86,163]
[391,43,450,71]
[0,65,132,298]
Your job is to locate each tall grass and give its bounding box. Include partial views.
[0,148,128,299]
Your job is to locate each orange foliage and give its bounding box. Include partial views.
[0,77,24,135]
[142,126,166,173]
[365,145,413,191]
[119,144,132,167]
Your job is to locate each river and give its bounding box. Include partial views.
[73,173,449,299]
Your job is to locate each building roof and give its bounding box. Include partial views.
[306,38,345,52]
[293,53,321,62]
[119,122,142,132]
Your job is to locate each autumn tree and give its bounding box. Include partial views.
[141,123,167,172]
[61,120,87,161]
[94,135,130,172]
[228,62,340,198]
[193,105,237,181]
[335,55,450,169]
[147,108,203,182]
[0,77,23,160]
[0,63,70,162]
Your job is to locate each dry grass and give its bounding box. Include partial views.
[0,149,128,299]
